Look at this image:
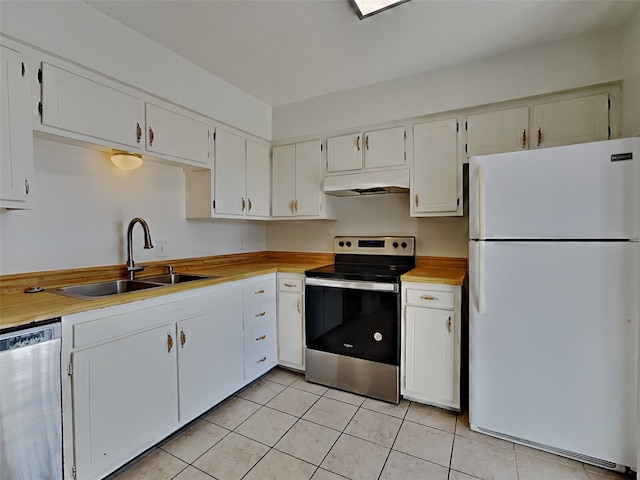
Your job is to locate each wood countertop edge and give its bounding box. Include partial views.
[1,254,467,330]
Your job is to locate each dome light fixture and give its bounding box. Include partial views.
[110,150,143,170]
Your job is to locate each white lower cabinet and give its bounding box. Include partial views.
[276,273,305,371]
[242,275,278,382]
[401,282,461,410]
[62,277,277,480]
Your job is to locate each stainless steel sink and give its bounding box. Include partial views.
[139,273,218,285]
[50,279,162,300]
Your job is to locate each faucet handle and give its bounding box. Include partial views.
[164,265,174,275]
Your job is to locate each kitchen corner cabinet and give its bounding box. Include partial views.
[62,283,245,480]
[466,92,611,157]
[39,63,212,168]
[402,282,461,411]
[411,118,462,216]
[272,140,327,218]
[327,126,405,173]
[277,273,305,371]
[1,45,34,209]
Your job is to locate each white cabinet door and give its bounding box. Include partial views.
[466,107,529,156]
[214,128,246,216]
[364,126,405,169]
[72,324,178,480]
[295,139,322,216]
[532,93,609,149]
[412,119,459,215]
[41,63,144,149]
[327,133,362,172]
[145,102,211,166]
[272,144,296,217]
[177,303,243,423]
[277,290,304,369]
[1,46,33,208]
[404,306,455,404]
[246,140,271,218]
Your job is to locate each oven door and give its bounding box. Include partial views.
[304,277,401,366]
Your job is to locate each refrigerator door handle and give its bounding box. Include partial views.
[478,241,486,313]
[478,165,486,240]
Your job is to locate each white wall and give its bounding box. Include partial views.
[621,4,640,137]
[0,139,266,275]
[0,1,272,140]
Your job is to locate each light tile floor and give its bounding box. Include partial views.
[110,368,635,480]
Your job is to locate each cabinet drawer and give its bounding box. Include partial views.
[244,343,277,380]
[243,278,276,306]
[405,289,455,310]
[244,321,277,356]
[278,278,303,292]
[243,300,276,331]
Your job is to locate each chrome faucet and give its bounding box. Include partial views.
[126,217,153,280]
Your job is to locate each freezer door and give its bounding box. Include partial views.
[468,240,638,467]
[469,138,639,240]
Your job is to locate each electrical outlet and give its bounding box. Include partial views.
[156,239,168,258]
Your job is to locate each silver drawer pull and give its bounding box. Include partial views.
[256,335,266,341]
[257,356,267,363]
[255,289,265,294]
[284,283,295,288]
[255,311,266,317]
[420,295,438,301]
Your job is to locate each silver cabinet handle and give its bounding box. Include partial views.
[420,295,438,301]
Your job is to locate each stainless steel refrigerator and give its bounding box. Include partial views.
[468,137,639,472]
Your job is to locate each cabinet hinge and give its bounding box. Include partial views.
[21,62,25,77]
[38,102,42,117]
[608,125,611,139]
[465,121,468,131]
[72,465,77,479]
[320,143,323,152]
[37,68,42,83]
[212,200,216,210]
[404,130,407,139]
[608,98,611,110]
[213,131,216,141]
[457,197,460,207]
[67,358,73,377]
[465,144,468,154]
[404,151,406,161]
[456,122,459,133]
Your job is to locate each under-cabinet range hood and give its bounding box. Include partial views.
[323,169,410,196]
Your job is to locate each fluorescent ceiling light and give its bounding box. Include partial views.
[353,0,411,19]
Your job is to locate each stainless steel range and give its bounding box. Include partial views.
[304,236,415,403]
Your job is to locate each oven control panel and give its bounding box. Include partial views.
[333,236,415,256]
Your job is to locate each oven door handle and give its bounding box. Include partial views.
[305,277,399,293]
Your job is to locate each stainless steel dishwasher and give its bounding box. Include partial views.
[0,320,62,480]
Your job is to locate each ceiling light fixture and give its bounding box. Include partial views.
[352,0,411,19]
[110,150,143,170]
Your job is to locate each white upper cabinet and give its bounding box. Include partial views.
[364,126,405,169]
[1,45,34,209]
[272,140,327,219]
[466,107,529,157]
[186,128,270,220]
[532,93,609,149]
[145,102,212,167]
[213,128,247,216]
[327,126,405,173]
[412,119,461,216]
[245,140,271,218]
[327,133,363,172]
[40,63,145,150]
[39,63,213,168]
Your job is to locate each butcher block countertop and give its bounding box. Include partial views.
[0,252,466,330]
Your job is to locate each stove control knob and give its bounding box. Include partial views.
[373,332,383,342]
[346,241,352,247]
[392,241,399,248]
[401,242,407,249]
[338,241,345,247]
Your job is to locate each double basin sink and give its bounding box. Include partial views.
[50,273,219,301]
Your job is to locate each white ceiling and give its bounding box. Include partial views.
[85,0,638,107]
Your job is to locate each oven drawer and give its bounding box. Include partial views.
[245,342,277,380]
[405,289,455,310]
[243,300,276,331]
[244,321,277,356]
[243,278,276,306]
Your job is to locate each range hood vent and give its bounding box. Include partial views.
[323,169,410,197]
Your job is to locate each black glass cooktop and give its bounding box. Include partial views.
[305,263,415,283]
